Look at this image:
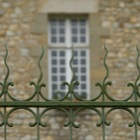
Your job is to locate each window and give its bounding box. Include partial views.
[49,18,89,46]
[48,17,90,99]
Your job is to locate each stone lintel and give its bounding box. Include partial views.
[38,0,99,14]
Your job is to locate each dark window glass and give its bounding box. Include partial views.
[72,28,77,34]
[71,20,77,26]
[60,68,65,73]
[52,68,57,73]
[81,51,86,56]
[80,19,86,26]
[80,36,86,43]
[74,85,78,89]
[81,67,86,73]
[74,51,78,56]
[73,59,78,65]
[59,37,65,43]
[60,86,65,90]
[75,76,79,81]
[81,84,86,89]
[80,28,86,34]
[81,76,86,81]
[51,37,57,43]
[52,84,57,90]
[50,19,57,26]
[51,51,57,56]
[59,28,65,34]
[81,59,86,64]
[60,59,65,65]
[60,76,65,81]
[60,51,65,56]
[72,37,78,43]
[59,19,65,26]
[52,76,57,81]
[51,28,57,34]
[73,67,78,73]
[52,59,57,65]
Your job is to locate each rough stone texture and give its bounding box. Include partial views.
[0,0,139,139]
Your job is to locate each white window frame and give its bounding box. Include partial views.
[48,18,89,47]
[48,16,90,99]
[48,48,90,99]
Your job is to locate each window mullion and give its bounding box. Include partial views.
[66,49,72,83]
[66,19,71,48]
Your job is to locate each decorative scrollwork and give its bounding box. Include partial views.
[1,44,140,140]
[39,107,69,127]
[6,107,37,127]
[95,45,112,101]
[127,46,140,101]
[0,43,14,100]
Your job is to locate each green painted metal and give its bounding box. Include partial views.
[0,44,140,140]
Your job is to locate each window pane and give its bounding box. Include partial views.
[80,19,86,26]
[52,84,57,90]
[73,67,78,73]
[72,28,78,34]
[81,84,86,89]
[60,59,65,65]
[59,37,65,43]
[52,68,57,73]
[71,19,78,26]
[81,59,86,64]
[74,85,78,89]
[81,51,86,56]
[59,19,65,26]
[81,76,86,81]
[59,28,65,34]
[60,86,65,90]
[52,59,57,65]
[80,28,86,34]
[74,51,78,56]
[60,51,65,56]
[81,67,86,73]
[52,76,57,81]
[51,51,57,56]
[75,76,79,81]
[60,68,65,73]
[50,19,57,26]
[80,36,86,43]
[51,37,57,43]
[72,37,78,43]
[51,28,57,34]
[60,76,65,81]
[73,59,78,65]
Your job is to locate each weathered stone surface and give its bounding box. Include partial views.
[46,136,54,140]
[0,9,5,16]
[0,0,139,140]
[85,135,94,140]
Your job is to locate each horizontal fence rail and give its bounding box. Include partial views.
[0,44,140,140]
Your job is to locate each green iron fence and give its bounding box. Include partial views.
[0,44,140,139]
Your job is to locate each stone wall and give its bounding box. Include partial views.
[100,0,140,98]
[0,0,140,139]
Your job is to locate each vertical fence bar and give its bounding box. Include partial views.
[102,108,105,140]
[36,47,45,140]
[4,43,8,140]
[134,107,138,140]
[4,107,7,140]
[1,45,140,140]
[69,108,73,140]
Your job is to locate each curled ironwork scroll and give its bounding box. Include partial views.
[0,44,140,140]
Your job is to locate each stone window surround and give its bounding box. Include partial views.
[47,14,90,99]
